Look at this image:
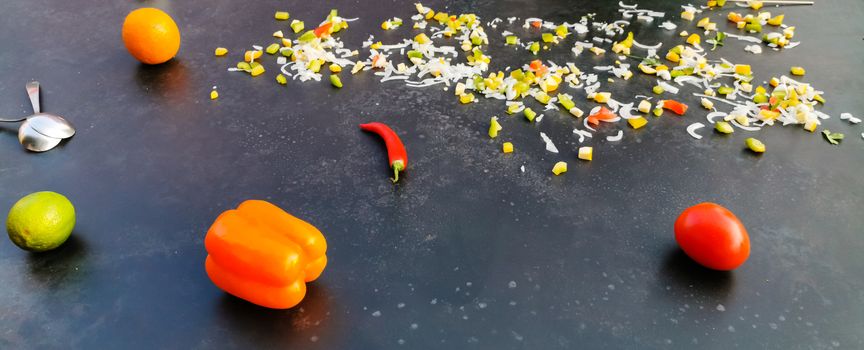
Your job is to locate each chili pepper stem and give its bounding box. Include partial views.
[391,160,405,183]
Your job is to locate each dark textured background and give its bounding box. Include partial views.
[0,0,862,348]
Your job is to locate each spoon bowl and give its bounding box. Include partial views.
[27,113,76,139]
[18,119,62,152]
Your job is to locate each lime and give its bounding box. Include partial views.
[6,191,76,252]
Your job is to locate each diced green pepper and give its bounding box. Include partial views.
[717,86,734,95]
[746,138,765,153]
[276,74,287,85]
[524,108,537,122]
[265,43,280,55]
[529,42,540,55]
[298,30,317,42]
[715,121,734,134]
[505,35,518,45]
[330,74,343,88]
[407,50,423,59]
[542,33,554,43]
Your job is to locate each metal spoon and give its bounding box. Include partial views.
[23,82,76,139]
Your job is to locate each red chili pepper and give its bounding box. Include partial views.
[587,106,617,125]
[661,100,689,115]
[360,122,407,183]
[314,22,333,38]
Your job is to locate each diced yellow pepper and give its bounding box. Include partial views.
[734,64,751,76]
[210,90,218,100]
[746,137,765,153]
[686,33,701,46]
[768,14,784,26]
[681,11,695,21]
[502,142,514,153]
[750,1,763,10]
[790,66,806,76]
[759,109,780,120]
[656,65,669,71]
[638,64,656,75]
[769,77,780,87]
[589,47,605,55]
[414,33,431,45]
[535,92,551,104]
[460,93,475,104]
[214,47,228,56]
[594,92,611,104]
[244,50,262,62]
[250,64,265,76]
[274,11,290,20]
[282,38,292,47]
[552,161,568,175]
[273,30,284,38]
[489,117,502,138]
[666,51,680,63]
[697,17,711,28]
[804,120,818,132]
[578,147,593,161]
[628,116,648,129]
[653,85,664,95]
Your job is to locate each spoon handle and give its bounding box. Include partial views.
[0,117,26,123]
[26,81,40,114]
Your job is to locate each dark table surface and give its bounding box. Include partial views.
[1,0,863,348]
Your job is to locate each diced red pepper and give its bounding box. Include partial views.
[661,100,689,115]
[587,106,618,125]
[314,22,333,38]
[531,21,542,28]
[529,59,548,76]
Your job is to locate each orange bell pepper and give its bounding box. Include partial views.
[204,200,328,309]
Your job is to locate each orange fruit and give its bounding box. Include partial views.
[122,8,181,65]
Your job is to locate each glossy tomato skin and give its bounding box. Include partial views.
[674,202,750,271]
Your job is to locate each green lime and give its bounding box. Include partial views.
[6,191,76,252]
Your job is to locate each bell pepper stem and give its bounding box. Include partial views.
[391,161,405,183]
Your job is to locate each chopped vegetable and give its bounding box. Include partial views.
[460,93,475,104]
[489,117,502,138]
[505,35,518,45]
[250,64,265,77]
[628,117,648,129]
[768,14,784,26]
[822,130,844,145]
[502,142,514,153]
[330,74,343,88]
[541,33,554,43]
[290,20,305,33]
[552,161,567,175]
[274,11,290,20]
[587,107,617,125]
[210,90,218,100]
[593,92,611,104]
[524,108,537,122]
[214,47,228,56]
[529,42,540,55]
[265,43,280,55]
[638,101,652,114]
[661,100,688,115]
[701,98,714,110]
[715,121,734,134]
[686,34,701,46]
[745,138,765,153]
[329,64,342,73]
[244,50,262,62]
[790,66,806,76]
[653,85,665,95]
[276,74,287,85]
[578,147,593,161]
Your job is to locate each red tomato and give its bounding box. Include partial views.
[674,202,750,271]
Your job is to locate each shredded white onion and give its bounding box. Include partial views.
[686,123,705,140]
[606,130,624,142]
[540,132,559,153]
